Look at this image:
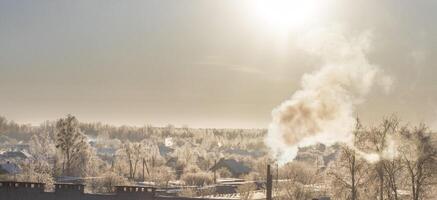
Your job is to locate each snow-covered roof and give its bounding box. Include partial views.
[0,150,31,159]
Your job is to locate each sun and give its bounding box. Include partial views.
[251,0,324,32]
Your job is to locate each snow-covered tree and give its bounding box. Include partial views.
[118,142,144,180]
[55,114,91,176]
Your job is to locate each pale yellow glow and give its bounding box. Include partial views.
[251,0,324,32]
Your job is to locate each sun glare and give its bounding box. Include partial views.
[251,0,324,32]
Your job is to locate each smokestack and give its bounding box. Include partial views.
[266,164,273,200]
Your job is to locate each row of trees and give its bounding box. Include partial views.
[0,115,266,151]
[2,114,437,199]
[276,117,437,200]
[17,115,105,191]
[330,117,437,200]
[12,115,248,192]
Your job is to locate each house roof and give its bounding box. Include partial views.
[223,148,265,158]
[0,162,21,175]
[158,144,174,157]
[0,150,31,159]
[210,159,251,176]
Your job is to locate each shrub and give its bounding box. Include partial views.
[181,172,214,186]
[237,183,256,200]
[217,167,232,178]
[87,171,130,193]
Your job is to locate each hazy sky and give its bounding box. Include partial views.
[0,0,436,128]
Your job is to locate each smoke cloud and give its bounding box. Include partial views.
[266,27,392,164]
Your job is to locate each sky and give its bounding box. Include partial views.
[0,0,436,128]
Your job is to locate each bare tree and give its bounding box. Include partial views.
[279,162,317,200]
[174,143,197,165]
[141,140,164,175]
[329,145,369,200]
[329,119,369,200]
[382,157,403,200]
[399,124,437,200]
[362,116,399,200]
[237,183,257,200]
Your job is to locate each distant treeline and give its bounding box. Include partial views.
[0,116,266,143]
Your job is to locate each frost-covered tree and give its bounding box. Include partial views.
[237,183,257,200]
[29,131,56,169]
[22,131,57,189]
[277,162,318,200]
[55,114,89,176]
[141,140,164,169]
[181,171,214,186]
[86,171,130,193]
[118,142,144,180]
[173,143,197,165]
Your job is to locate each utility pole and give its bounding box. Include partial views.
[276,163,279,188]
[111,154,115,171]
[213,159,217,184]
[142,158,145,182]
[266,164,273,200]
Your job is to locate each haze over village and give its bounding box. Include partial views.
[1,1,437,200]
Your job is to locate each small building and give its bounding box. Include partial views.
[0,150,31,160]
[210,159,251,177]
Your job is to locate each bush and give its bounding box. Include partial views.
[217,167,232,178]
[87,171,130,193]
[184,164,201,174]
[181,172,214,186]
[144,166,175,187]
[180,187,197,197]
[237,183,256,200]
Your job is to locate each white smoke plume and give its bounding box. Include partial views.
[266,27,392,165]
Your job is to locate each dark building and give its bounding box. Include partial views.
[0,161,21,179]
[158,144,175,158]
[0,181,156,200]
[0,180,234,200]
[210,158,251,177]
